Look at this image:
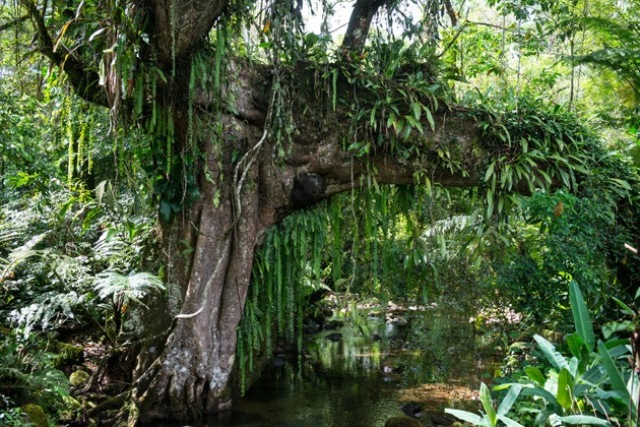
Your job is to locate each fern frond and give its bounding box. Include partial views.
[94,271,165,303]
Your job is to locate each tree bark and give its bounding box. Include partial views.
[342,0,389,55]
[130,113,270,421]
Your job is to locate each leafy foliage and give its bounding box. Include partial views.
[449,282,640,426]
[0,331,73,424]
[446,382,525,427]
[0,180,162,421]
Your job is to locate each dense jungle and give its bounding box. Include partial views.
[2,0,640,425]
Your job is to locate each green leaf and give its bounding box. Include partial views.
[479,383,497,426]
[566,333,584,359]
[486,190,494,218]
[557,415,611,425]
[522,386,560,410]
[445,408,487,426]
[424,107,435,130]
[534,334,569,371]
[405,115,424,134]
[411,101,421,121]
[497,414,526,427]
[570,282,595,351]
[550,153,569,164]
[557,368,573,410]
[485,161,496,182]
[597,340,632,406]
[565,334,589,374]
[538,169,552,185]
[497,384,522,417]
[609,178,631,190]
[611,296,635,316]
[524,366,546,386]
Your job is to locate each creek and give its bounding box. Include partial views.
[199,301,498,427]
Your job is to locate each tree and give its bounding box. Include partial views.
[0,0,614,423]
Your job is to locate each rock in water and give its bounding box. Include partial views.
[429,412,457,426]
[325,332,342,341]
[400,401,422,418]
[384,416,423,427]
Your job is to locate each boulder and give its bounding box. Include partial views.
[400,402,422,417]
[69,369,91,387]
[429,412,457,426]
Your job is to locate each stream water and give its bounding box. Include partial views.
[170,304,496,427]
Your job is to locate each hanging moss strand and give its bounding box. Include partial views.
[66,96,74,183]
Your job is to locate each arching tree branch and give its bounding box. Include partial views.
[22,0,107,106]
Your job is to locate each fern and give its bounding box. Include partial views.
[0,331,71,417]
[94,271,165,305]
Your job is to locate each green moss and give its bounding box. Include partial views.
[21,403,48,427]
[55,342,84,366]
[69,369,91,387]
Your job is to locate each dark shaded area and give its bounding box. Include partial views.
[291,173,326,207]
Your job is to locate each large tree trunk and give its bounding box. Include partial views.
[132,200,257,420]
[130,113,276,421]
[127,69,488,422]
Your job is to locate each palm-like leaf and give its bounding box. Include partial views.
[94,271,165,302]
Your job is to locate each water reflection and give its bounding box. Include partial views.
[210,356,401,427]
[175,307,488,427]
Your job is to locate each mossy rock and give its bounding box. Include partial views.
[21,403,48,427]
[55,342,84,365]
[384,416,423,427]
[70,369,91,387]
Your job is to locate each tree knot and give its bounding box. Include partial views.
[291,173,326,207]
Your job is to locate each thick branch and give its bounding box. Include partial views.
[147,0,228,64]
[0,15,29,32]
[23,0,107,106]
[288,110,483,202]
[341,0,389,55]
[443,0,458,27]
